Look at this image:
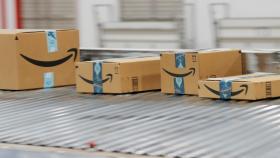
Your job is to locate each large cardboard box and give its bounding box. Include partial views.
[161,49,243,95]
[0,29,79,90]
[198,73,280,100]
[75,56,160,94]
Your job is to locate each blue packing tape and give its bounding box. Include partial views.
[46,30,58,53]
[219,80,232,100]
[175,53,186,68]
[174,77,185,94]
[174,53,186,94]
[44,72,54,88]
[93,61,103,93]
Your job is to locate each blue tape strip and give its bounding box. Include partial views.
[174,53,185,94]
[175,53,186,68]
[93,61,103,93]
[44,72,54,88]
[46,30,58,53]
[220,80,232,100]
[174,77,185,94]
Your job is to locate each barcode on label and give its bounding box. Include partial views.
[132,77,138,91]
[265,82,272,97]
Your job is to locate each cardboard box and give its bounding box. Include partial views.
[0,29,79,90]
[160,49,243,95]
[198,73,280,100]
[75,56,161,94]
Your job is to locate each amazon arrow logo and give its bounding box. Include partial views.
[204,84,248,96]
[20,48,78,67]
[162,67,196,78]
[79,74,113,85]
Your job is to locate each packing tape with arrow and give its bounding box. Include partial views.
[174,52,185,94]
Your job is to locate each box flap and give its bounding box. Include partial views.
[207,72,278,82]
[103,56,160,63]
[83,60,103,63]
[161,49,197,54]
[161,48,241,54]
[0,29,76,35]
[198,48,241,54]
[241,75,280,82]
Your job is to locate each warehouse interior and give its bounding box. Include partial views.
[2,0,280,49]
[0,0,280,158]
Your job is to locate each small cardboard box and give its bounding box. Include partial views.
[0,29,79,90]
[160,49,243,95]
[198,73,280,100]
[75,56,161,94]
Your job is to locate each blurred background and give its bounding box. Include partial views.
[1,0,280,49]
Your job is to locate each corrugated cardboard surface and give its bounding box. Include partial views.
[199,73,280,100]
[160,49,243,95]
[75,57,161,94]
[0,29,79,90]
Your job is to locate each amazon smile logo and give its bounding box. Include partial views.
[20,48,78,67]
[162,67,195,78]
[79,74,113,85]
[204,84,248,96]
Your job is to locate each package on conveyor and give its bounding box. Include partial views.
[160,49,244,95]
[0,29,79,90]
[75,56,161,94]
[198,72,280,100]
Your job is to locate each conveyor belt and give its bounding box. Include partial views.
[0,147,100,158]
[0,87,280,158]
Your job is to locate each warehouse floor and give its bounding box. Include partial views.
[0,87,279,158]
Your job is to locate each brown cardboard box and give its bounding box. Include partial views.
[0,29,79,90]
[75,56,160,94]
[161,49,243,95]
[198,73,280,100]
